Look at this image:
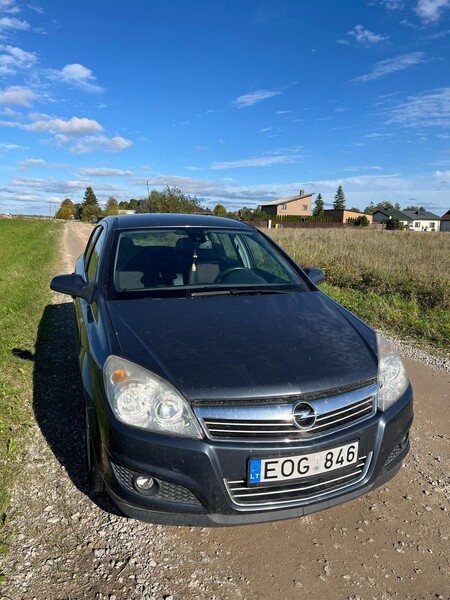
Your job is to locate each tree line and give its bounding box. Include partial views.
[55,184,427,226]
[55,186,207,222]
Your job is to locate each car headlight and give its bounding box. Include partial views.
[103,356,204,439]
[377,334,410,411]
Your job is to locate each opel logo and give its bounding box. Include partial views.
[293,402,317,430]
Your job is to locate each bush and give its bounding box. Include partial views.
[354,215,369,227]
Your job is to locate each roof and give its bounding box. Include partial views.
[100,213,253,230]
[441,209,450,221]
[260,192,313,207]
[373,209,412,221]
[401,210,441,221]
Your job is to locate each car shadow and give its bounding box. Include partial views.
[25,301,122,517]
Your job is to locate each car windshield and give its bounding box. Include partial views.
[110,227,308,296]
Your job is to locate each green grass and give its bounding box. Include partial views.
[269,228,450,354]
[0,218,62,560]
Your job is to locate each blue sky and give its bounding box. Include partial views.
[1,0,450,216]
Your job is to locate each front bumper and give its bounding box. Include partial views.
[97,385,413,526]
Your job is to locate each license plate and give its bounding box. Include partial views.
[248,442,359,485]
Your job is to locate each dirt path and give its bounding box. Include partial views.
[3,221,450,600]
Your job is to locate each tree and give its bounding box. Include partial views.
[354,215,369,227]
[80,187,101,222]
[136,186,204,214]
[239,208,269,221]
[364,201,401,214]
[349,206,362,213]
[312,193,325,218]
[333,185,346,210]
[73,203,82,219]
[104,196,119,216]
[212,204,227,217]
[384,218,403,230]
[403,205,424,212]
[55,198,74,220]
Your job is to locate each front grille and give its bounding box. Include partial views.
[196,384,377,442]
[226,453,372,508]
[112,463,201,505]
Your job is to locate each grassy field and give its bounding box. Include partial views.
[0,218,62,564]
[269,228,450,354]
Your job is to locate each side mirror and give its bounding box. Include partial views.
[303,268,325,285]
[50,273,94,302]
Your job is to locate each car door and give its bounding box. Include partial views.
[74,224,108,397]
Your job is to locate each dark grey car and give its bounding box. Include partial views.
[51,213,413,526]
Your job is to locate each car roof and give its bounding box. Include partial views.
[101,213,255,231]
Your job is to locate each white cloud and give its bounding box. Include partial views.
[435,169,450,176]
[276,110,292,114]
[8,176,119,195]
[27,4,44,14]
[17,158,47,169]
[387,87,450,127]
[0,16,29,33]
[0,142,22,150]
[48,63,104,93]
[0,0,20,13]
[0,85,36,106]
[380,0,404,9]
[0,113,103,135]
[0,45,37,75]
[347,25,388,44]
[77,167,133,177]
[415,0,450,22]
[208,152,302,170]
[28,115,103,134]
[343,165,383,172]
[66,134,133,155]
[363,132,394,139]
[352,52,427,82]
[232,89,281,108]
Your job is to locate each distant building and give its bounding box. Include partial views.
[260,190,313,218]
[438,209,450,232]
[323,209,373,224]
[372,209,441,231]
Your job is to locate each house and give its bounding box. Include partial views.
[440,209,450,232]
[400,210,440,231]
[260,190,313,218]
[323,209,373,224]
[372,209,441,231]
[372,209,411,228]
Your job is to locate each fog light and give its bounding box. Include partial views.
[134,475,156,494]
[400,432,409,449]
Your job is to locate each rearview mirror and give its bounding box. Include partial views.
[50,273,94,302]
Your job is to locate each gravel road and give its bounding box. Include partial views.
[3,221,449,600]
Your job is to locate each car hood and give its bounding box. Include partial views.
[106,291,377,402]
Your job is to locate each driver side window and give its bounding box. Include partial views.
[86,226,106,282]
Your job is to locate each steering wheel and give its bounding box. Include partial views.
[214,267,249,283]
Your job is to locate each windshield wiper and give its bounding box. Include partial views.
[190,289,232,297]
[229,288,293,296]
[190,288,294,298]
